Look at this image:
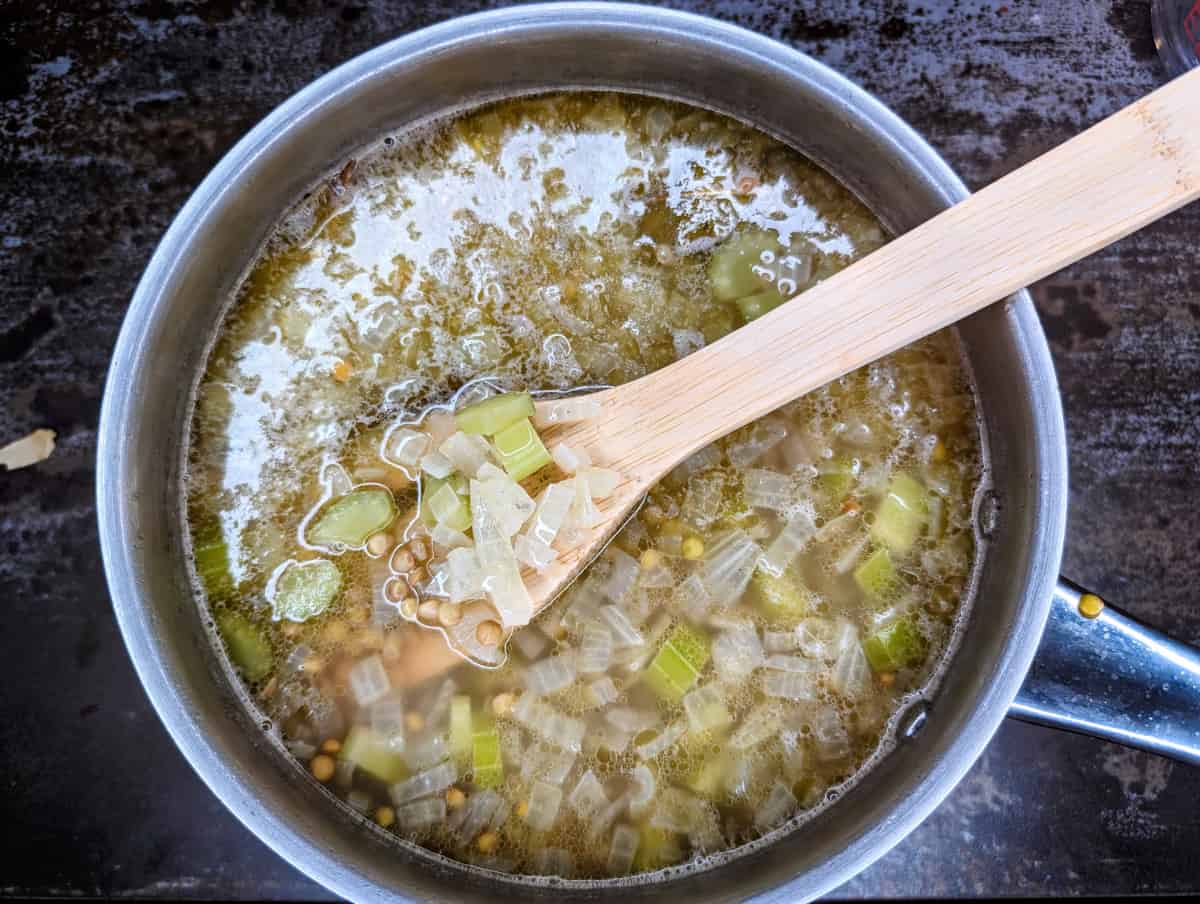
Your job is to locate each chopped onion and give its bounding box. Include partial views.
[430,523,471,550]
[471,475,535,538]
[762,670,816,701]
[347,789,371,814]
[730,703,779,750]
[673,573,713,621]
[368,696,407,751]
[628,763,657,816]
[511,693,585,752]
[602,549,640,603]
[833,534,869,575]
[509,624,551,660]
[638,560,675,590]
[699,529,761,601]
[599,605,643,646]
[446,601,507,665]
[587,792,630,841]
[743,468,793,511]
[568,769,609,818]
[524,651,578,696]
[396,796,446,831]
[515,533,558,570]
[533,397,602,429]
[452,788,504,843]
[728,419,788,467]
[531,847,575,878]
[605,706,660,734]
[795,617,838,660]
[402,732,449,770]
[763,627,801,652]
[390,760,457,804]
[583,467,620,499]
[682,683,733,732]
[607,823,640,875]
[649,787,701,834]
[519,743,577,786]
[681,471,725,528]
[551,441,592,474]
[528,482,574,545]
[524,780,565,831]
[754,781,797,831]
[584,719,632,756]
[579,621,614,673]
[472,507,533,627]
[419,450,453,478]
[634,720,685,760]
[712,623,765,680]
[671,327,705,359]
[348,654,391,706]
[384,427,429,468]
[567,474,604,529]
[585,676,620,707]
[439,431,493,477]
[780,731,807,781]
[831,636,872,701]
[671,444,722,484]
[764,654,821,673]
[759,509,817,577]
[445,546,485,603]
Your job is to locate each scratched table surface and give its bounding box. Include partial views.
[2,0,1198,899]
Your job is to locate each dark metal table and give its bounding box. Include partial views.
[2,0,1197,898]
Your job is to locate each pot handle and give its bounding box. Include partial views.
[1009,578,1200,765]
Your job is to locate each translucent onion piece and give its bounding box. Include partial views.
[634,720,685,761]
[524,780,565,831]
[515,533,558,571]
[605,706,660,734]
[568,769,609,818]
[472,506,533,627]
[587,792,630,841]
[521,743,576,786]
[671,327,705,359]
[445,601,506,665]
[425,678,458,731]
[628,764,656,815]
[453,788,504,843]
[439,431,493,478]
[712,623,765,680]
[419,451,453,478]
[528,482,575,545]
[812,705,852,762]
[599,605,643,646]
[681,472,725,528]
[511,693,585,753]
[368,696,407,751]
[673,573,713,621]
[585,676,620,707]
[533,397,601,429]
[402,732,449,770]
[833,534,869,575]
[396,796,446,831]
[384,427,429,468]
[796,617,838,660]
[671,444,721,484]
[682,683,733,733]
[689,801,724,853]
[699,529,761,602]
[551,441,592,474]
[471,475,535,538]
[831,636,872,701]
[754,781,798,831]
[583,467,620,499]
[579,621,614,674]
[389,760,457,805]
[622,611,671,673]
[759,510,817,578]
[638,561,675,590]
[509,624,550,661]
[742,468,793,511]
[608,823,640,875]
[764,654,821,673]
[348,654,391,706]
[730,703,779,750]
[649,787,701,834]
[762,628,801,653]
[446,546,485,604]
[762,670,816,701]
[531,847,575,878]
[602,549,640,604]
[728,419,787,467]
[781,731,807,781]
[584,719,633,756]
[567,474,604,529]
[524,652,578,696]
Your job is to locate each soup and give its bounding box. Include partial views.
[187,93,981,879]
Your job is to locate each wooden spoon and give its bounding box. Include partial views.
[390,67,1200,688]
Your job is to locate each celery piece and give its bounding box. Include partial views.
[752,568,813,623]
[492,417,552,481]
[818,455,857,500]
[271,559,342,622]
[734,287,786,323]
[308,487,397,548]
[645,623,710,702]
[456,391,535,436]
[687,752,730,800]
[193,523,234,601]
[215,610,272,682]
[450,695,473,765]
[428,481,472,532]
[340,725,408,784]
[472,727,504,788]
[870,474,929,555]
[854,547,900,601]
[633,825,683,872]
[708,228,784,301]
[863,619,926,672]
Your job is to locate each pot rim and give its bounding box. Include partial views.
[97,4,1068,901]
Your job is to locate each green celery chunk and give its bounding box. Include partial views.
[734,287,786,323]
[633,824,683,872]
[420,472,468,527]
[752,568,813,623]
[863,618,926,672]
[455,391,535,436]
[307,487,397,548]
[215,610,272,682]
[471,727,503,788]
[449,694,473,765]
[708,227,784,301]
[271,559,341,622]
[492,417,552,481]
[193,523,234,601]
[870,474,929,554]
[428,481,472,532]
[340,725,407,784]
[818,455,858,501]
[854,547,900,601]
[645,623,710,702]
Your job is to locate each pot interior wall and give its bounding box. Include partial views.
[100,7,1065,902]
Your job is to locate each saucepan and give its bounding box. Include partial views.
[96,4,1200,901]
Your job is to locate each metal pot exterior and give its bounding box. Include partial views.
[97,5,1068,902]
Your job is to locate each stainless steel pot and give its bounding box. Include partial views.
[96,4,1200,901]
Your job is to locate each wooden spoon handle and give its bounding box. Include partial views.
[598,67,1200,484]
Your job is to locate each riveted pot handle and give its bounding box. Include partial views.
[1009,578,1200,764]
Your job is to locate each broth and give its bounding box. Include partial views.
[186,92,981,879]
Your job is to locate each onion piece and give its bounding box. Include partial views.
[348,654,391,706]
[524,780,565,831]
[533,397,601,429]
[699,529,761,602]
[754,780,797,831]
[759,509,817,578]
[607,823,640,875]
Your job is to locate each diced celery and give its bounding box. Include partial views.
[340,725,408,784]
[863,619,926,672]
[645,623,710,702]
[307,487,397,547]
[472,727,504,788]
[193,523,233,601]
[450,695,473,765]
[818,455,857,500]
[870,474,929,554]
[456,391,535,436]
[752,568,813,623]
[271,559,342,622]
[734,287,786,323]
[708,228,784,302]
[854,547,900,601]
[492,417,552,481]
[428,481,472,532]
[633,825,683,872]
[215,610,272,682]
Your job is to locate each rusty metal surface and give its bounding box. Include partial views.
[1,0,1196,898]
